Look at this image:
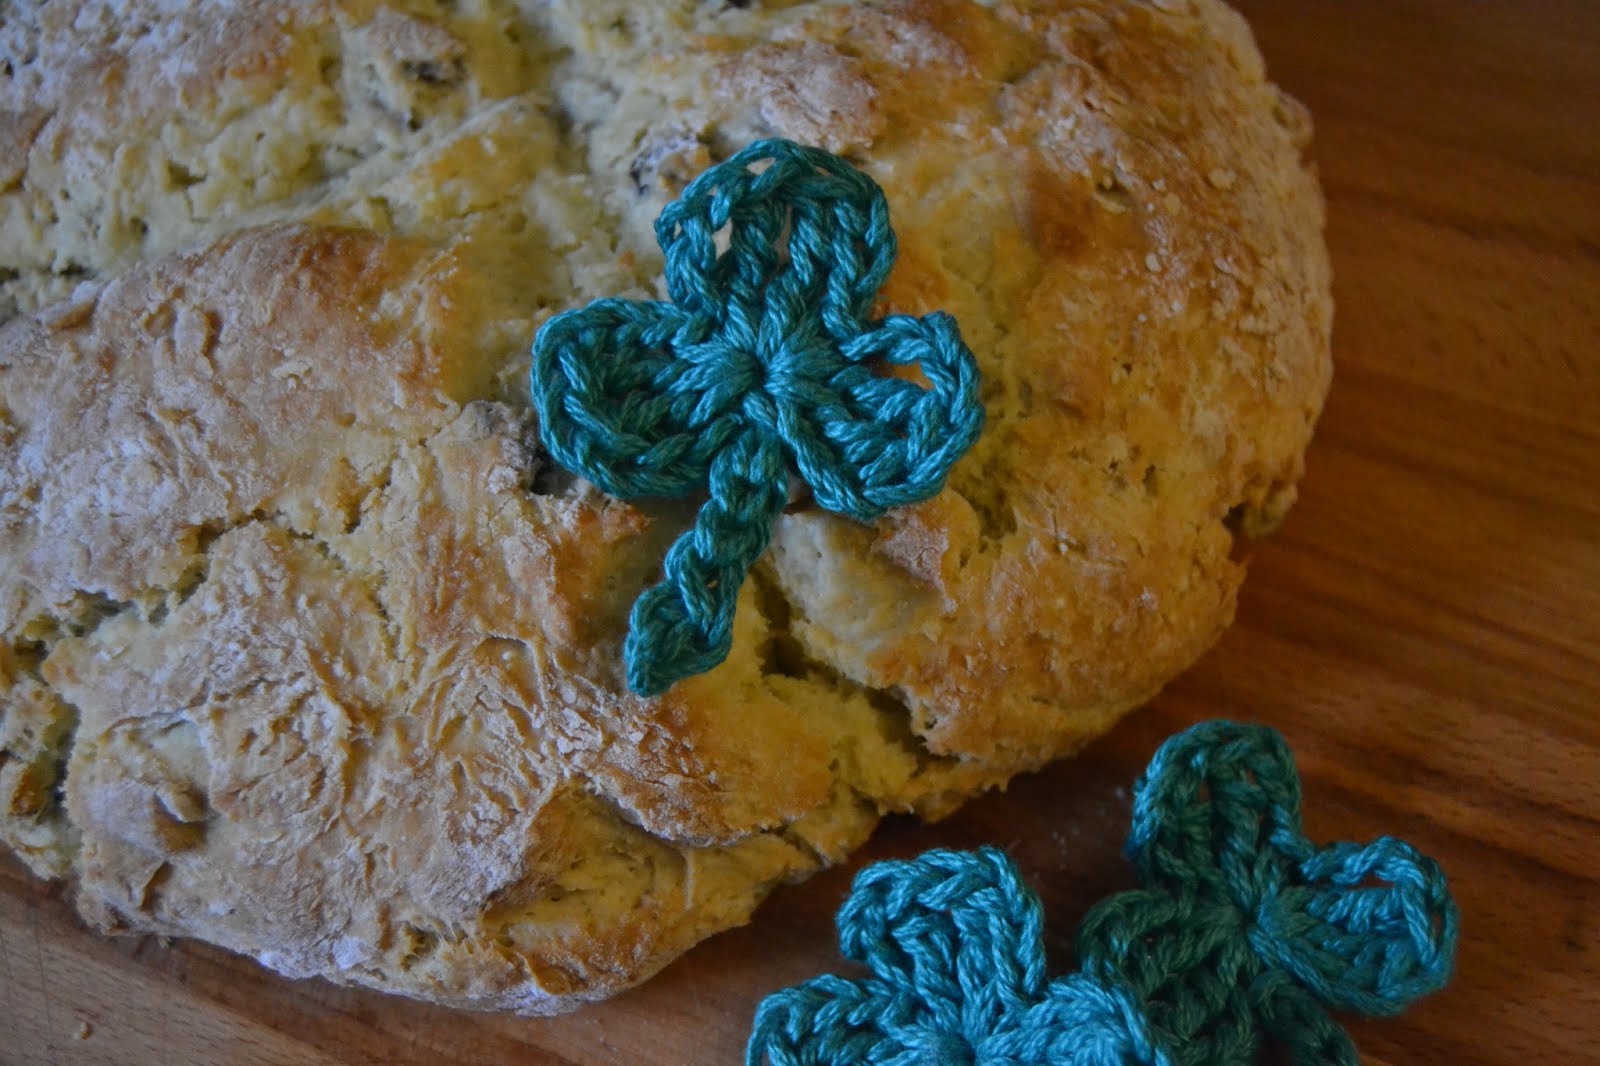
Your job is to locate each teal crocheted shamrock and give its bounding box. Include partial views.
[531,139,983,696]
[748,720,1460,1065]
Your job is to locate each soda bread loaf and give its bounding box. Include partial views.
[0,0,1331,1012]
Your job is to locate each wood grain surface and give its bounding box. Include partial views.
[4,1,1597,1062]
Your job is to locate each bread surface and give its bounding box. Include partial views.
[0,0,1331,1011]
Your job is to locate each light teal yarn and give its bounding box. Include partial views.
[531,139,984,697]
[748,721,1460,1066]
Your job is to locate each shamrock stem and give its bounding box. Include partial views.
[625,431,789,695]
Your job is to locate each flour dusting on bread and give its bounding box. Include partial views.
[0,0,1330,1012]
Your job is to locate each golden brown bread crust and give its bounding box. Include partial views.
[0,0,1331,1012]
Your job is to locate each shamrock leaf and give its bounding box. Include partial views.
[749,721,1460,1066]
[531,139,984,696]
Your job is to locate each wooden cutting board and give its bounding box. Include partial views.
[4,2,1596,1062]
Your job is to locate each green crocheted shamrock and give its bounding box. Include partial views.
[748,720,1460,1065]
[531,139,983,696]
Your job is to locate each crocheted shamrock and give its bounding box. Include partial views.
[748,720,1459,1065]
[531,139,984,696]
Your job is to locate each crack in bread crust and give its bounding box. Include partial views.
[0,0,1332,1014]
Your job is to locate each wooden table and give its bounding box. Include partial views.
[4,2,1596,1062]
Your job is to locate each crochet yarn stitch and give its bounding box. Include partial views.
[748,720,1460,1065]
[531,139,984,696]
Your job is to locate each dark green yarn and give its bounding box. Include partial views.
[531,138,983,696]
[748,721,1460,1065]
